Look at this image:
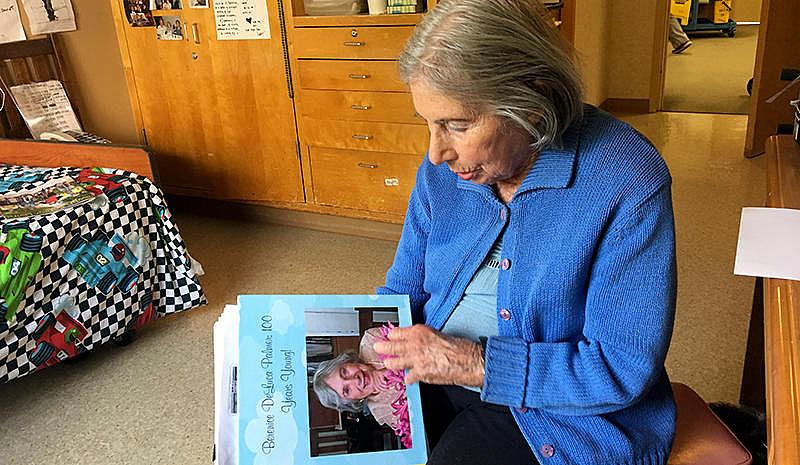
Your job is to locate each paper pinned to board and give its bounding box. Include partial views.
[20,0,76,35]
[213,0,270,40]
[9,80,81,139]
[0,0,26,44]
[734,207,800,281]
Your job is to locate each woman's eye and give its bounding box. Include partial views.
[446,122,469,132]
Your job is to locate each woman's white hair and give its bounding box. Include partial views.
[312,351,367,413]
[399,0,584,152]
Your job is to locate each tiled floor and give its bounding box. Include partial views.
[663,25,758,114]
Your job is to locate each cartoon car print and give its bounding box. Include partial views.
[0,221,44,323]
[74,168,128,203]
[64,230,141,294]
[133,292,157,330]
[0,172,46,193]
[30,296,88,369]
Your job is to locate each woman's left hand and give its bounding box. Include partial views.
[372,324,485,387]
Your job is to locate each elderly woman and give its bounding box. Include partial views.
[313,328,411,447]
[372,0,678,464]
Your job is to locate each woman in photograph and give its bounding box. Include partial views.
[372,0,678,463]
[313,328,411,448]
[155,16,168,38]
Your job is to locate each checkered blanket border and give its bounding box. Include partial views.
[0,165,206,383]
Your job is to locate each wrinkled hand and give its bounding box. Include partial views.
[372,324,484,387]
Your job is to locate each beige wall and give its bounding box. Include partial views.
[17,0,138,144]
[572,0,610,106]
[573,0,665,105]
[733,0,762,22]
[607,0,659,101]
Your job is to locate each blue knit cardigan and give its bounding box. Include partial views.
[378,105,677,465]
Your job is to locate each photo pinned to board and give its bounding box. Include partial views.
[124,0,155,27]
[189,0,209,8]
[152,0,181,10]
[20,0,76,34]
[155,15,183,40]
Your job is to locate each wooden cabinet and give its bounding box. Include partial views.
[289,5,434,222]
[110,1,573,223]
[110,2,304,203]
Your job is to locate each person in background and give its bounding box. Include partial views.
[373,0,679,463]
[669,14,693,54]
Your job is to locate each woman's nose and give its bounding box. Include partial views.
[427,129,455,165]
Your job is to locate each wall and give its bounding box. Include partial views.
[572,0,610,106]
[572,0,661,106]
[606,0,659,101]
[733,0,762,22]
[17,0,138,144]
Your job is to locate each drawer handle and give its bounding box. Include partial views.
[352,134,373,140]
[343,41,365,46]
[348,74,371,79]
[350,104,371,110]
[358,162,379,169]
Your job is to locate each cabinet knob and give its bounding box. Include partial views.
[348,74,371,79]
[343,41,364,47]
[358,162,379,169]
[352,134,373,141]
[350,104,371,110]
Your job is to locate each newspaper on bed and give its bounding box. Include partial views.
[213,295,427,465]
[0,176,98,218]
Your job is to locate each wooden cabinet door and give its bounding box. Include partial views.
[114,2,304,203]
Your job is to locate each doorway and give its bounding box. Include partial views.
[660,0,761,114]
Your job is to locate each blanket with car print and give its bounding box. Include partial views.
[0,164,206,383]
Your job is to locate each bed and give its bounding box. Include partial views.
[0,139,206,383]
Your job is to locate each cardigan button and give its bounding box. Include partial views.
[500,258,511,270]
[499,308,511,320]
[540,444,555,458]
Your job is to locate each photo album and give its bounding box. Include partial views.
[214,295,428,465]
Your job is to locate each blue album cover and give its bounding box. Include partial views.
[237,294,428,465]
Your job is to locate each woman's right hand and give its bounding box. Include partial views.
[373,324,485,387]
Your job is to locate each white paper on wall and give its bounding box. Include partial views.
[213,0,270,40]
[21,0,76,35]
[9,80,81,139]
[0,0,26,44]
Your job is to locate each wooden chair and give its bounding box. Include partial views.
[0,36,79,139]
[667,383,753,465]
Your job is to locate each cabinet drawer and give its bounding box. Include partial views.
[303,117,429,154]
[300,90,423,124]
[310,147,420,214]
[297,60,406,92]
[293,26,414,59]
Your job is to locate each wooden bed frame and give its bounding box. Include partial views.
[0,139,158,183]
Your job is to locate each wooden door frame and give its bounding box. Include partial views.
[108,0,147,145]
[744,0,800,158]
[650,0,671,112]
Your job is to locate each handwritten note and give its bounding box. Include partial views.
[0,0,25,44]
[213,0,270,40]
[9,81,82,139]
